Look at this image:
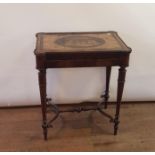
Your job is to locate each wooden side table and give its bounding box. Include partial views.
[34,31,132,140]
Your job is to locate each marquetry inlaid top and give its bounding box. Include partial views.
[35,31,131,54]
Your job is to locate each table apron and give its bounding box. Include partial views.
[36,57,129,68]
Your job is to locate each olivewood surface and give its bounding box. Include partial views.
[35,31,131,54]
[0,104,155,151]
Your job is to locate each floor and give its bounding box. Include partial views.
[0,103,155,151]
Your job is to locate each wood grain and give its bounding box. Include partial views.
[0,104,155,151]
[35,31,131,53]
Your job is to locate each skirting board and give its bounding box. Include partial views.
[0,101,155,109]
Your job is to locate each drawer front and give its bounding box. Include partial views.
[45,57,129,68]
[36,53,129,69]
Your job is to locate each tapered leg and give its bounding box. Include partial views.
[114,66,126,135]
[104,67,111,109]
[38,69,48,140]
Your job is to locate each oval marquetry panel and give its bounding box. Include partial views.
[55,36,105,48]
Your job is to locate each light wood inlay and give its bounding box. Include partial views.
[35,32,130,53]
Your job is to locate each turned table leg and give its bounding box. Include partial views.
[114,66,126,135]
[38,69,48,140]
[100,67,111,108]
[104,66,111,109]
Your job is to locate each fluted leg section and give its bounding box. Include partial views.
[38,69,48,140]
[104,66,111,109]
[114,66,126,135]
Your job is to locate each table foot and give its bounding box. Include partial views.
[42,122,48,140]
[114,117,120,135]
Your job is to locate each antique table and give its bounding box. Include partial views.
[34,31,131,140]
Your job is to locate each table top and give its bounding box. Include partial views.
[34,31,131,55]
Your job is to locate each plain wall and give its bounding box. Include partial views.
[0,3,155,106]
